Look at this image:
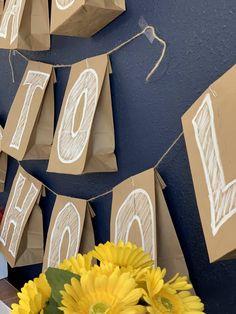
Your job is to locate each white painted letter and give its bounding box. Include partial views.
[47,202,81,268]
[57,68,98,164]
[193,93,236,235]
[10,71,50,150]
[56,0,75,10]
[0,173,39,257]
[115,188,155,260]
[0,0,23,44]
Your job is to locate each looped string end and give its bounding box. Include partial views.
[107,25,167,81]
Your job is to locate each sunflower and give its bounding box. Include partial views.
[89,261,149,286]
[11,273,51,314]
[164,273,193,294]
[90,262,117,276]
[59,267,145,314]
[92,241,153,273]
[144,268,205,314]
[58,252,93,276]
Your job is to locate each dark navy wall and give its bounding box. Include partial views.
[1,1,236,313]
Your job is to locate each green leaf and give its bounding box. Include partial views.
[45,268,80,306]
[44,297,62,314]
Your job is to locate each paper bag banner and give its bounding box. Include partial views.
[48,54,117,175]
[0,0,50,50]
[0,126,7,192]
[2,61,55,161]
[0,166,43,267]
[182,65,236,262]
[110,168,189,278]
[51,0,126,38]
[43,195,95,270]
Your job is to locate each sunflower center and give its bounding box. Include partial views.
[158,296,173,312]
[89,303,110,314]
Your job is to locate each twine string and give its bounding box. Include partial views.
[16,131,183,201]
[41,182,57,196]
[154,132,184,168]
[88,131,183,202]
[14,50,28,62]
[8,25,166,82]
[16,161,57,196]
[54,64,71,69]
[106,25,167,81]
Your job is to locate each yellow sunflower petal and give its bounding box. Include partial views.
[58,252,93,276]
[91,241,154,271]
[144,268,204,314]
[165,274,193,294]
[11,273,51,314]
[60,268,142,314]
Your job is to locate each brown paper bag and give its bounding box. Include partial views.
[43,195,95,270]
[0,126,7,192]
[0,0,50,51]
[2,61,55,161]
[0,1,4,21]
[0,166,44,267]
[182,65,236,262]
[48,54,117,175]
[110,168,189,278]
[0,1,3,12]
[51,0,126,38]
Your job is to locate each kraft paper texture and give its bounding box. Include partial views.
[2,61,54,161]
[0,0,50,50]
[51,0,126,37]
[43,195,95,271]
[182,65,236,262]
[48,54,117,175]
[111,168,189,279]
[0,166,43,267]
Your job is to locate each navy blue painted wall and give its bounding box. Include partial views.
[1,1,236,313]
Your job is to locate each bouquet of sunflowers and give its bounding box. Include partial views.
[11,241,205,314]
